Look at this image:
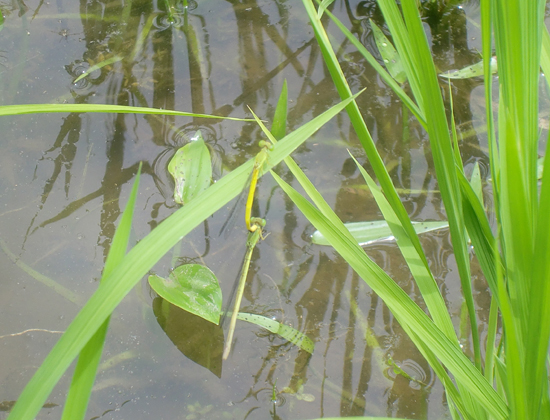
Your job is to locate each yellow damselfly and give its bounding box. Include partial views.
[222,217,267,359]
[219,140,273,237]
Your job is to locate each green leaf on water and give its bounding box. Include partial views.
[168,131,212,205]
[370,19,406,84]
[311,220,449,247]
[439,57,498,79]
[236,312,314,354]
[148,264,222,325]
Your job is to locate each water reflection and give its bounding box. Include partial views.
[0,1,489,419]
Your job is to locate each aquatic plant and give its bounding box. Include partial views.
[285,0,549,419]
[5,0,549,419]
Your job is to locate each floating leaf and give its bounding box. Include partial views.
[148,264,222,325]
[168,131,212,205]
[440,57,498,79]
[237,312,314,354]
[370,19,406,84]
[311,220,449,247]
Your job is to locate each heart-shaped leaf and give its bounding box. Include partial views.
[168,131,212,205]
[148,264,222,325]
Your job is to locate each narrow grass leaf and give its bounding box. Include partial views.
[373,1,424,111]
[321,7,424,126]
[60,164,141,420]
[302,1,432,274]
[525,129,550,416]
[397,0,480,369]
[311,220,448,246]
[271,171,507,419]
[316,0,334,18]
[480,0,499,207]
[493,1,544,416]
[541,27,550,82]
[73,55,123,83]
[271,79,288,140]
[251,109,357,243]
[0,104,254,121]
[351,154,457,341]
[6,96,354,420]
[458,171,501,300]
[370,19,406,83]
[497,265,526,418]
[267,134,464,412]
[484,296,498,386]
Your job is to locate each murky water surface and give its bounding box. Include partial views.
[0,1,503,419]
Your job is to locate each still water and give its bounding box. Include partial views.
[0,1,492,419]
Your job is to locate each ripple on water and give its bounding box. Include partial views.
[153,13,185,31]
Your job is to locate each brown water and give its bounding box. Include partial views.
[0,1,495,419]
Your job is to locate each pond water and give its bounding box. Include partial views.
[0,1,500,419]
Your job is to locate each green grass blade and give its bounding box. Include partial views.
[251,108,358,243]
[321,7,425,126]
[60,164,142,420]
[271,171,507,419]
[484,296,498,386]
[496,263,526,418]
[393,5,487,416]
[73,55,124,83]
[302,1,433,280]
[492,1,545,416]
[480,0,499,217]
[271,79,288,140]
[316,0,334,18]
[541,27,550,82]
[458,171,501,297]
[373,1,424,111]
[525,128,550,417]
[495,0,537,328]
[6,96,354,420]
[0,103,253,121]
[350,153,456,340]
[369,19,406,84]
[311,220,448,246]
[384,1,481,371]
[526,12,550,420]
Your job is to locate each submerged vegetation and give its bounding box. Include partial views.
[1,0,549,419]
